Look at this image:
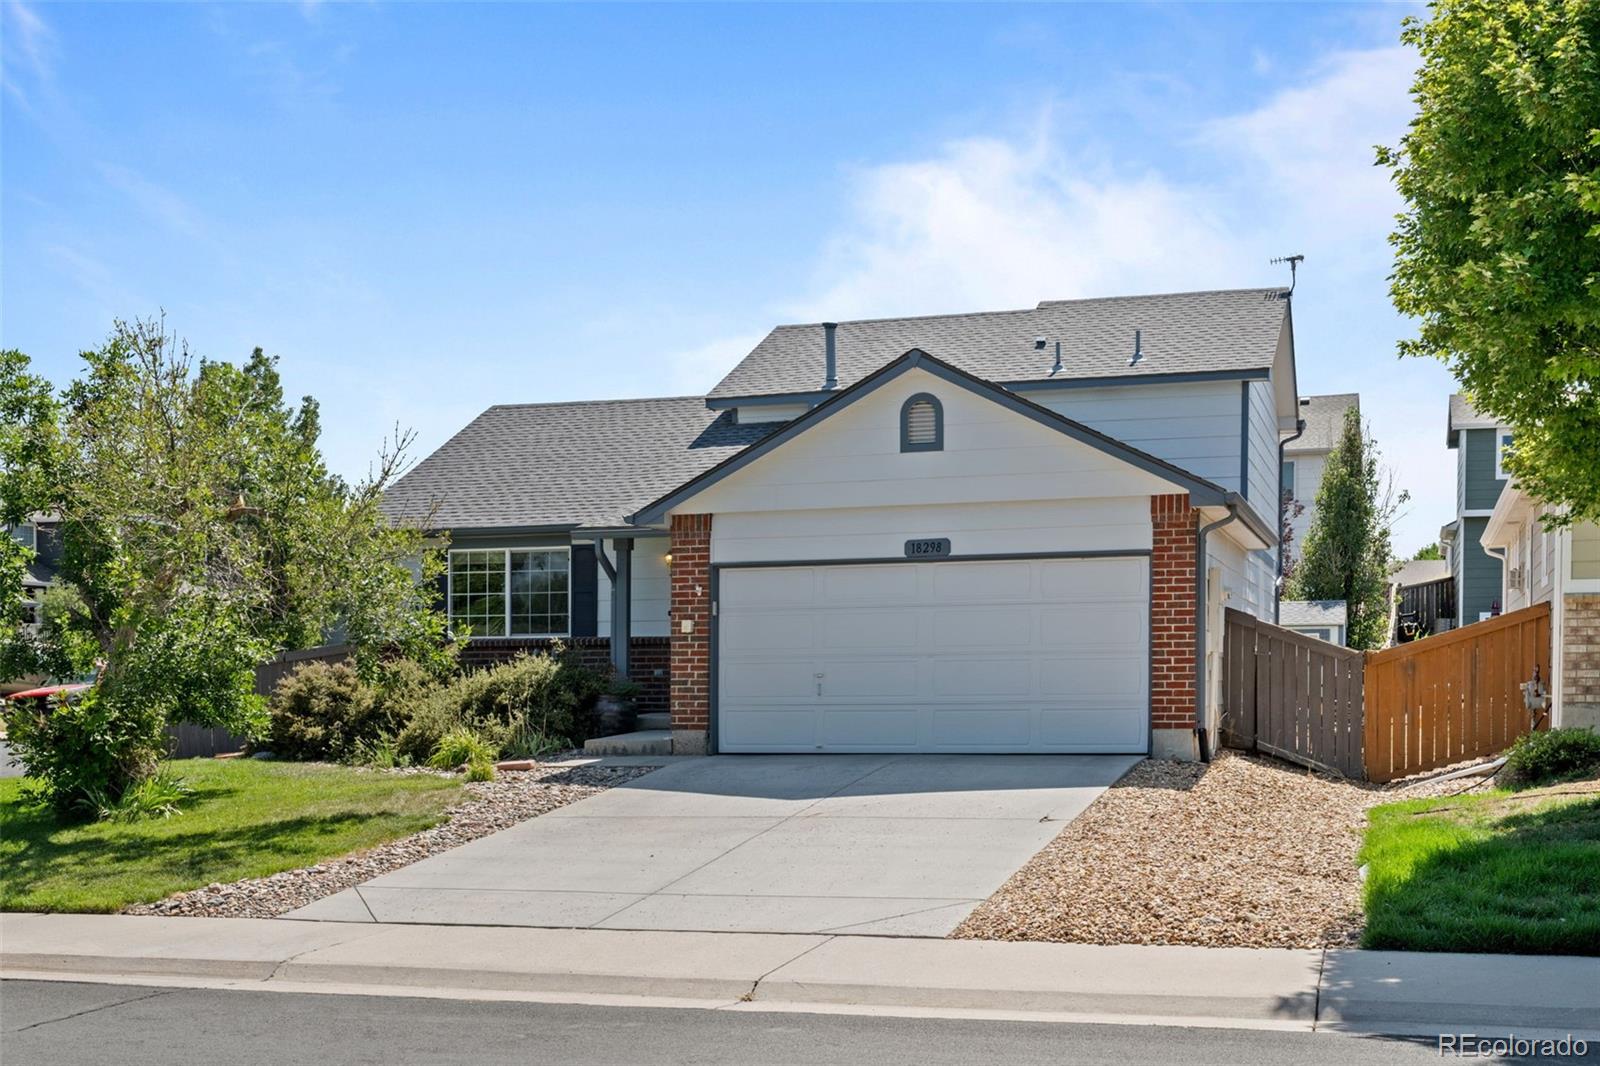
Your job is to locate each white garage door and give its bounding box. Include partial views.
[716,556,1149,753]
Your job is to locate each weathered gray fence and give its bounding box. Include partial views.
[252,642,352,697]
[1220,608,1366,778]
[163,643,353,759]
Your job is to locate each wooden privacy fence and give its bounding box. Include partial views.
[1221,602,1551,781]
[163,644,352,760]
[1221,608,1366,778]
[1364,602,1550,782]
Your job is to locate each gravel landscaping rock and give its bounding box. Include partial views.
[125,762,654,919]
[953,750,1479,950]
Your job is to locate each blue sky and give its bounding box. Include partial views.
[3,1,1455,553]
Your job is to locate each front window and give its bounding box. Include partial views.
[1495,431,1514,480]
[448,548,570,637]
[7,523,35,551]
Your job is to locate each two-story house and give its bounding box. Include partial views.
[385,287,1301,762]
[1440,395,1511,626]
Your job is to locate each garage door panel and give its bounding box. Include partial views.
[818,660,918,698]
[1039,655,1146,697]
[929,657,1034,698]
[932,607,1034,648]
[929,708,1033,747]
[1038,705,1146,747]
[724,568,816,608]
[821,565,918,604]
[818,708,919,747]
[718,557,1149,754]
[721,612,815,653]
[929,562,1033,601]
[721,660,818,699]
[819,610,922,650]
[1039,557,1144,599]
[1038,604,1144,648]
[720,709,817,749]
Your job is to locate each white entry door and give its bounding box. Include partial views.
[716,556,1149,753]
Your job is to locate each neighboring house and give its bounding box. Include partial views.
[1480,482,1600,730]
[1389,556,1455,641]
[385,287,1302,761]
[1279,600,1347,645]
[1280,393,1358,569]
[5,513,64,695]
[1441,395,1511,626]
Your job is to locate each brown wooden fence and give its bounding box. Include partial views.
[162,644,353,760]
[1363,602,1551,782]
[1221,608,1366,779]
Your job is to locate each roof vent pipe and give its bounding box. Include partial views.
[1129,329,1143,367]
[823,322,838,391]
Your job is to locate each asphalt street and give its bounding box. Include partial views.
[4,980,1594,1066]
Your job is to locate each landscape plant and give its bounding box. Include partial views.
[0,322,449,816]
[1288,407,1405,649]
[1382,0,1600,525]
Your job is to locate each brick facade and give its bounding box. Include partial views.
[1150,493,1198,736]
[669,514,713,747]
[456,636,671,715]
[1563,594,1600,728]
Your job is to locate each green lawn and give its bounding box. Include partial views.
[1359,783,1600,955]
[0,760,464,913]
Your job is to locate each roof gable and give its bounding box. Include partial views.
[633,349,1253,526]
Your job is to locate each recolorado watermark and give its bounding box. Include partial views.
[1439,1033,1590,1058]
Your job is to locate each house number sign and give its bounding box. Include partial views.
[904,538,952,558]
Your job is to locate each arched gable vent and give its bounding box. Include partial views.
[900,393,943,453]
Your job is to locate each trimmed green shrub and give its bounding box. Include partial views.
[464,759,496,783]
[428,728,497,770]
[394,690,462,766]
[267,661,385,762]
[1504,727,1600,789]
[394,650,606,763]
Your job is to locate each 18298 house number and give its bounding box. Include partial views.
[904,538,952,558]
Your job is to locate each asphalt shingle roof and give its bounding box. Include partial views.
[708,288,1290,399]
[1390,557,1451,588]
[1286,393,1359,454]
[381,397,776,531]
[1279,599,1348,627]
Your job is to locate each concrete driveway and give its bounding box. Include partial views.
[286,753,1139,937]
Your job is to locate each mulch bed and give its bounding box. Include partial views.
[952,750,1492,950]
[124,762,654,920]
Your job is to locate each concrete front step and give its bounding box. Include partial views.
[583,729,673,756]
[636,712,671,731]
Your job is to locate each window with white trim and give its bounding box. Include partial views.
[1495,430,1514,480]
[448,548,570,637]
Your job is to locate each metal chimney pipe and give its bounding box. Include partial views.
[823,322,838,390]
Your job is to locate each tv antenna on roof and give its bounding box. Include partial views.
[1270,253,1305,297]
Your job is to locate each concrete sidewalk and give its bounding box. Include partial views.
[4,914,1597,1037]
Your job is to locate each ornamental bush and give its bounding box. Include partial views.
[1503,728,1600,790]
[1,687,168,820]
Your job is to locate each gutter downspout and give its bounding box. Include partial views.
[1196,506,1242,763]
[1275,418,1306,625]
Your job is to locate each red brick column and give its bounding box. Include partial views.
[1150,494,1198,757]
[669,514,712,752]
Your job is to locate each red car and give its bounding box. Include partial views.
[5,682,93,702]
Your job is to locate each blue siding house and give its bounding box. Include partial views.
[1441,395,1511,626]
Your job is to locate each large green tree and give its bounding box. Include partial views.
[1381,0,1600,523]
[1289,408,1402,649]
[0,321,449,814]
